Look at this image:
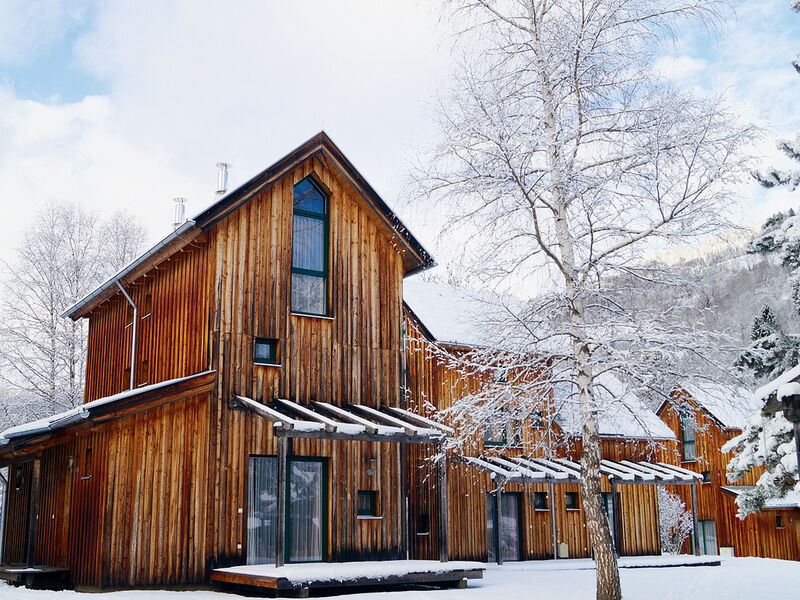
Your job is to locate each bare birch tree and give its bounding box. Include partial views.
[412,2,756,598]
[0,203,147,419]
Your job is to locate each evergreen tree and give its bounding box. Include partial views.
[725,412,797,517]
[736,304,800,382]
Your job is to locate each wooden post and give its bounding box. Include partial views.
[26,458,41,567]
[276,435,287,568]
[690,482,701,556]
[400,445,408,560]
[549,482,557,560]
[610,480,621,557]
[494,484,503,565]
[0,470,8,565]
[437,447,449,562]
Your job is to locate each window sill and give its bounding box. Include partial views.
[681,459,698,464]
[254,362,281,368]
[416,532,430,536]
[534,508,550,512]
[357,515,383,521]
[291,312,334,321]
[565,508,581,512]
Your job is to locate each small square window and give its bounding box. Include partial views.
[565,491,579,510]
[530,409,544,428]
[417,514,430,535]
[534,491,548,510]
[702,471,711,483]
[776,515,784,529]
[254,338,279,365]
[357,490,378,517]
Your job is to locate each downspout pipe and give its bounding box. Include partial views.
[116,281,137,390]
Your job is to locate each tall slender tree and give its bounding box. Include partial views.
[0,203,146,418]
[413,2,755,598]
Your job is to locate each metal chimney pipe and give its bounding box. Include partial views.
[216,162,230,197]
[172,197,187,230]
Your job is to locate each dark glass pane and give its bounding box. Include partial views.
[254,338,276,364]
[534,492,547,510]
[247,457,277,564]
[487,493,521,562]
[291,273,326,315]
[357,491,377,516]
[292,215,325,272]
[293,178,326,214]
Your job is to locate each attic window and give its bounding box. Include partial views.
[291,177,328,316]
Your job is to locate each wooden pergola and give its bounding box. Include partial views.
[459,454,703,564]
[234,396,454,567]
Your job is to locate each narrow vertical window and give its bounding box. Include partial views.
[680,410,696,461]
[291,177,328,316]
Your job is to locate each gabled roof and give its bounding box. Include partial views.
[65,132,434,320]
[402,278,523,348]
[556,373,677,441]
[659,383,758,431]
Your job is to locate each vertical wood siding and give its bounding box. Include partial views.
[660,397,800,560]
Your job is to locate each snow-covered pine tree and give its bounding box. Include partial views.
[656,486,694,554]
[414,2,754,598]
[724,411,798,517]
[736,304,800,381]
[748,208,800,270]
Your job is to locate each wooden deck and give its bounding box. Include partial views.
[0,565,70,589]
[211,560,484,597]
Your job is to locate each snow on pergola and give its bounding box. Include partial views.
[459,453,702,564]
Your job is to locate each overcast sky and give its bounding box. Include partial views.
[1,0,799,271]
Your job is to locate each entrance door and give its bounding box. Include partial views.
[487,492,522,562]
[247,456,327,564]
[697,520,718,555]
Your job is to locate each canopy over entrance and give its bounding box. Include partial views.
[234,396,452,444]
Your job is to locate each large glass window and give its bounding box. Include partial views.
[487,492,522,562]
[291,178,328,315]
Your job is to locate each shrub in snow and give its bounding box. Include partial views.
[657,486,693,554]
[736,304,800,382]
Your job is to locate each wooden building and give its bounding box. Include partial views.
[0,133,746,591]
[401,280,698,564]
[657,385,800,560]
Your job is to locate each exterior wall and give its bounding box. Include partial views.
[659,396,800,560]
[84,242,212,402]
[403,311,670,561]
[203,155,407,568]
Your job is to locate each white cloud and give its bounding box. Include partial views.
[0,0,452,263]
[653,55,707,80]
[0,0,90,66]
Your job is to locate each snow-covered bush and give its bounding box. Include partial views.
[657,487,693,554]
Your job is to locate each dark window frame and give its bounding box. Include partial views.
[357,490,379,517]
[254,337,279,366]
[565,491,579,510]
[534,491,549,511]
[680,410,697,462]
[291,176,329,317]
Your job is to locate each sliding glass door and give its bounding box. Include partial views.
[247,456,327,565]
[487,492,522,562]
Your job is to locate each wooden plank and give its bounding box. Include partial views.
[25,458,41,566]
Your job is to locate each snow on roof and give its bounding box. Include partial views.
[403,277,521,347]
[681,382,761,430]
[721,486,800,510]
[0,371,214,445]
[556,373,676,441]
[754,362,800,404]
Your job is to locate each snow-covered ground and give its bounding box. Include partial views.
[0,557,796,599]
